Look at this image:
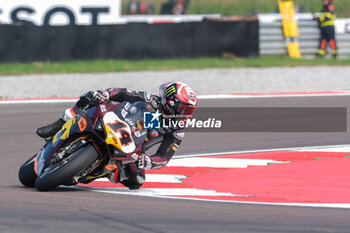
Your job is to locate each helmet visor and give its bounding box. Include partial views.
[177,103,196,118]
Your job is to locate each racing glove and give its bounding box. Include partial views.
[90,90,109,103]
[77,90,110,109]
[137,155,152,170]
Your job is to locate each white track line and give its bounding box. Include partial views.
[131,194,350,209]
[1,92,350,104]
[97,174,187,183]
[75,187,350,209]
[88,187,238,197]
[175,144,350,159]
[0,98,78,104]
[167,157,286,168]
[197,92,350,99]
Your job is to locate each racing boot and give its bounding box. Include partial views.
[316,49,326,58]
[332,50,338,59]
[36,118,65,138]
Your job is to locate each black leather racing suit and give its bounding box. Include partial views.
[73,88,184,170]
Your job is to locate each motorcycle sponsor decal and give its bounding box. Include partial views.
[165,85,176,97]
[124,102,131,110]
[131,153,139,160]
[78,117,87,131]
[124,117,134,127]
[104,163,118,172]
[103,112,136,153]
[52,117,77,144]
[134,129,147,138]
[143,92,153,102]
[188,94,196,100]
[177,82,197,105]
[172,143,179,152]
[100,104,107,113]
[150,129,159,137]
[150,99,159,109]
[121,109,128,118]
[129,106,137,114]
[173,130,184,140]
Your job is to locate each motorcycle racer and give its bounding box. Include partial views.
[35,81,197,189]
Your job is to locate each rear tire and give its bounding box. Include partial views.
[35,144,99,191]
[18,154,38,187]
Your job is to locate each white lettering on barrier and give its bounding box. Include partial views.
[0,0,121,26]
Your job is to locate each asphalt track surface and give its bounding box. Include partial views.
[1,96,350,233]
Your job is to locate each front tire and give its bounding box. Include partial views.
[18,154,38,187]
[35,144,99,191]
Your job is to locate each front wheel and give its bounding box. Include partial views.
[18,154,38,187]
[35,144,99,191]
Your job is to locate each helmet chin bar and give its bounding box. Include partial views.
[162,104,176,117]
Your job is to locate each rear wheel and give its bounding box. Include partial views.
[18,154,38,187]
[35,144,99,191]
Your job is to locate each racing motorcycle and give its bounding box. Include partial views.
[19,100,154,191]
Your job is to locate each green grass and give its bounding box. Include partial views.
[0,56,349,76]
[122,0,350,17]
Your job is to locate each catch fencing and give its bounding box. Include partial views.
[260,19,350,57]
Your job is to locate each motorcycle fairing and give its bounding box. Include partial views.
[34,114,93,176]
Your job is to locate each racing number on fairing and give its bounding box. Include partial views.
[107,121,132,146]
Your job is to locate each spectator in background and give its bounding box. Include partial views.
[314,0,338,58]
[161,0,189,15]
[127,1,139,14]
[172,0,186,15]
[127,1,155,15]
